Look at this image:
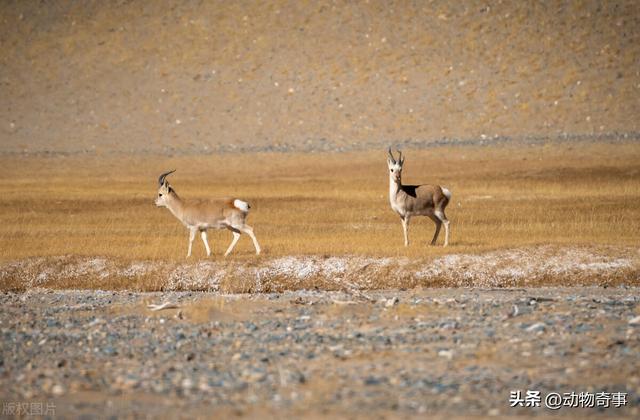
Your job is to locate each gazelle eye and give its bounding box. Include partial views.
[159,193,163,197]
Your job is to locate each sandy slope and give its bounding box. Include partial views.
[1,0,639,154]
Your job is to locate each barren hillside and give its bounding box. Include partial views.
[1,0,639,154]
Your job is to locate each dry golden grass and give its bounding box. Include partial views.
[0,142,639,263]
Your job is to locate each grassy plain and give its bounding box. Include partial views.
[0,142,638,263]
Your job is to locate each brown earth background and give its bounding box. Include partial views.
[1,0,639,155]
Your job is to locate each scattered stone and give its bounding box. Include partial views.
[51,384,65,396]
[181,378,194,390]
[525,322,546,333]
[438,349,454,360]
[0,288,638,417]
[385,297,400,307]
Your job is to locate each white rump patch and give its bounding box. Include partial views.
[441,187,452,200]
[233,199,250,212]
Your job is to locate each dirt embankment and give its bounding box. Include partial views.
[1,1,639,155]
[1,246,638,292]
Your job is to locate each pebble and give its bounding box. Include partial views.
[51,384,65,396]
[385,297,400,307]
[525,322,546,333]
[181,378,194,390]
[438,349,454,360]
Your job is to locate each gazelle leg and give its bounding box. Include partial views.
[187,228,196,257]
[200,230,211,256]
[429,215,442,246]
[401,216,410,246]
[224,231,241,257]
[240,225,261,255]
[443,219,450,247]
[434,210,449,247]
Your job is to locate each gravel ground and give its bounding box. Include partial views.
[1,287,639,418]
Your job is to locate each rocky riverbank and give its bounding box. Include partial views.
[1,287,639,417]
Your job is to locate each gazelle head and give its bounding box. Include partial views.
[387,148,404,183]
[155,170,176,207]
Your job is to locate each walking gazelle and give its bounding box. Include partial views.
[155,170,261,257]
[387,148,451,247]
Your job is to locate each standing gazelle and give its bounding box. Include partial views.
[155,170,261,257]
[387,149,451,247]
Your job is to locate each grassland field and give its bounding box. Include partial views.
[2,142,639,259]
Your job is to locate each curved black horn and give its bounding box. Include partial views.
[158,170,176,186]
[397,149,403,163]
[387,147,396,163]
